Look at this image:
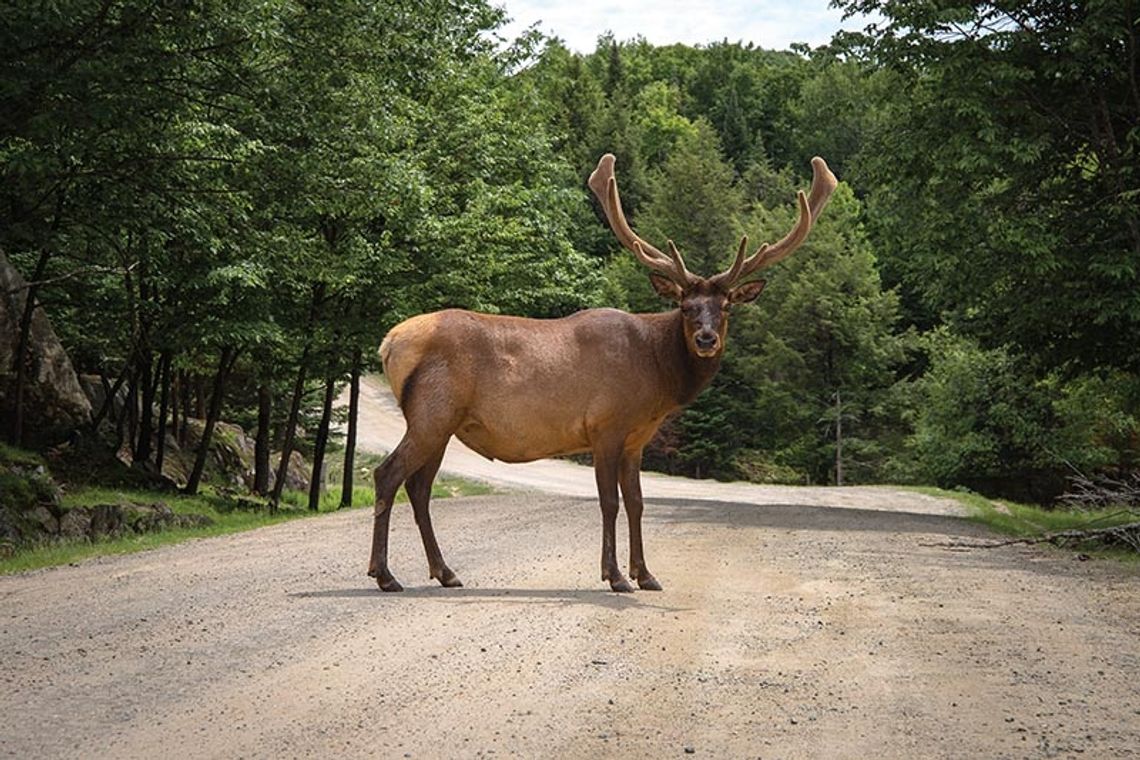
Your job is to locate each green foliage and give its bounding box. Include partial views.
[5,4,1138,505]
[837,0,1140,372]
[1052,372,1140,475]
[730,184,905,483]
[639,122,744,275]
[957,490,1140,558]
[1,0,603,487]
[894,330,1062,501]
[894,333,1140,502]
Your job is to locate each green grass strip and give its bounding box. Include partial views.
[0,475,492,575]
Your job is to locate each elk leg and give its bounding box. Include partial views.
[369,435,445,592]
[594,447,633,592]
[369,370,462,592]
[369,442,409,592]
[619,449,662,591]
[406,447,462,588]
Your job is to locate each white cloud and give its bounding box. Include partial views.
[494,0,871,53]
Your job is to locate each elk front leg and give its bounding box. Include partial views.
[406,447,462,588]
[594,447,633,592]
[619,449,662,591]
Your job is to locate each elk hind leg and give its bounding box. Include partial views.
[369,365,461,592]
[369,439,420,592]
[406,446,462,588]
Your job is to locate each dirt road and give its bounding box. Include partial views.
[1,380,1137,758]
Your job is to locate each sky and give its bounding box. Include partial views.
[493,0,872,53]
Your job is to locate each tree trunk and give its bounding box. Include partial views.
[126,366,139,457]
[269,345,311,512]
[133,348,156,465]
[184,347,239,495]
[170,369,180,450]
[114,364,139,455]
[339,349,362,509]
[178,370,191,445]
[7,246,52,445]
[308,374,337,512]
[155,351,172,477]
[834,388,844,487]
[269,282,325,511]
[253,383,272,495]
[194,374,206,419]
[89,361,129,433]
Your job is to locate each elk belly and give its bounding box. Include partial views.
[454,411,590,463]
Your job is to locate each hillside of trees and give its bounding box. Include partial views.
[3,0,1137,506]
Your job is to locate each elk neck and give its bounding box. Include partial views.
[654,309,723,407]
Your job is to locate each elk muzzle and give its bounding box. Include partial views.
[693,330,720,357]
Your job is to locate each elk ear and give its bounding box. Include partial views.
[648,272,684,302]
[729,279,767,304]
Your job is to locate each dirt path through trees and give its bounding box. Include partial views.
[1,383,1137,758]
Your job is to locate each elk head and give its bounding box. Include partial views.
[589,153,838,358]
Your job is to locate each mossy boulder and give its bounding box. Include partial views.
[0,446,63,554]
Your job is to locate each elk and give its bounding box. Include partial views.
[369,153,836,592]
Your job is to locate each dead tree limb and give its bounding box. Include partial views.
[927,521,1140,553]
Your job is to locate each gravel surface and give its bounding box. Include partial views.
[1,379,1137,758]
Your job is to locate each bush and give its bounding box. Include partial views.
[897,331,1062,502]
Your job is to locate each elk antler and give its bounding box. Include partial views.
[589,154,694,288]
[711,157,838,289]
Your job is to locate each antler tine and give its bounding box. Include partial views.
[736,191,811,280]
[589,154,690,287]
[666,240,692,284]
[806,156,838,219]
[713,157,838,288]
[711,236,751,289]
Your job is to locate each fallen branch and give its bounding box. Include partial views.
[928,521,1140,553]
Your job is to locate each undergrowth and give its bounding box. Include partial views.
[914,486,1140,559]
[0,468,492,575]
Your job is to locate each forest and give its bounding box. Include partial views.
[2,0,1138,508]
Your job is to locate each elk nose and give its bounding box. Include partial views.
[695,331,719,352]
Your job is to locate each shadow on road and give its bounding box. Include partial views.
[648,498,986,539]
[290,586,687,611]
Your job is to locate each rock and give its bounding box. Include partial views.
[0,250,92,445]
[27,505,58,534]
[58,508,92,540]
[0,452,64,542]
[163,419,258,489]
[272,449,312,492]
[88,503,125,538]
[58,502,213,541]
[211,421,257,487]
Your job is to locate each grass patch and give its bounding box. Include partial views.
[906,485,1140,559]
[0,442,45,468]
[1,470,494,576]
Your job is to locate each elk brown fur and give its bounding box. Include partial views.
[368,153,837,593]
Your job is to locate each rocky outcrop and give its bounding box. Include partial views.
[0,251,91,444]
[0,449,213,556]
[0,452,63,553]
[55,502,212,541]
[155,420,309,492]
[273,450,312,492]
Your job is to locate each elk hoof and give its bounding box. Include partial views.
[609,577,635,593]
[372,572,404,592]
[435,568,464,588]
[637,575,663,591]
